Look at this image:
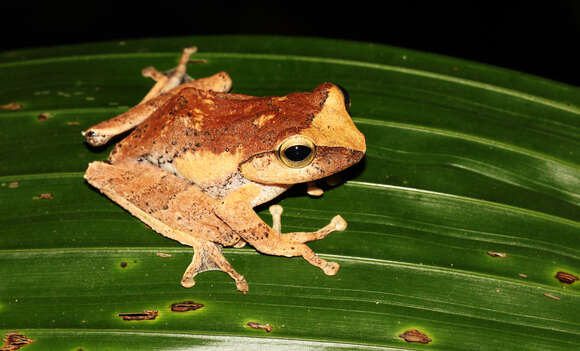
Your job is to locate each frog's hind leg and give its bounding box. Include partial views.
[83,47,232,147]
[84,161,248,293]
[83,92,174,146]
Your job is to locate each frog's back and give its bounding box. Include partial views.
[108,86,327,166]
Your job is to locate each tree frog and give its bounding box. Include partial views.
[83,47,366,293]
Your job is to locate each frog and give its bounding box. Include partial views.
[82,46,366,293]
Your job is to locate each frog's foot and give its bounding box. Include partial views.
[266,204,345,274]
[181,241,248,294]
[300,249,340,276]
[141,65,166,82]
[140,46,198,104]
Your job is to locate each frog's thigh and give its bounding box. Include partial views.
[84,161,247,292]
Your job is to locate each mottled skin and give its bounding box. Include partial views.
[83,47,366,293]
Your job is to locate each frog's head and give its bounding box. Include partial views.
[240,83,366,185]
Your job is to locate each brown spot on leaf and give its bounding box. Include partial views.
[32,193,53,200]
[518,273,528,279]
[118,310,158,321]
[120,261,128,268]
[555,271,578,284]
[246,322,273,332]
[8,182,19,189]
[543,293,561,301]
[487,251,508,258]
[66,121,80,126]
[170,301,204,312]
[399,329,432,344]
[1,103,23,110]
[1,332,35,350]
[38,113,52,121]
[156,252,172,258]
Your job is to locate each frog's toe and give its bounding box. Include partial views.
[268,204,283,233]
[233,239,247,248]
[322,262,340,276]
[331,215,347,231]
[180,276,196,288]
[235,277,249,294]
[82,129,110,146]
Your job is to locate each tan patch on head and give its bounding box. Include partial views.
[253,113,275,128]
[174,149,242,188]
[301,85,366,152]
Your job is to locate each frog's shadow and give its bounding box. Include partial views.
[254,156,367,213]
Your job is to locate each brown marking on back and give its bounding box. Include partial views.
[109,85,329,165]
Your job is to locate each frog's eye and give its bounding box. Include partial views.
[277,135,316,168]
[337,84,351,113]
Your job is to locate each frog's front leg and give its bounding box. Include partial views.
[84,161,248,292]
[268,204,347,243]
[217,186,346,276]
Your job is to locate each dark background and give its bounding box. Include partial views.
[1,1,579,86]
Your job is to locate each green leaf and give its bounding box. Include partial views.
[1,36,579,350]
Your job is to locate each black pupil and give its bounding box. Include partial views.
[284,145,312,162]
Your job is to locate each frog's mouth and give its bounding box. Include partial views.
[239,146,365,185]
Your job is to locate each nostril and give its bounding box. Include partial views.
[352,150,365,162]
[85,130,96,137]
